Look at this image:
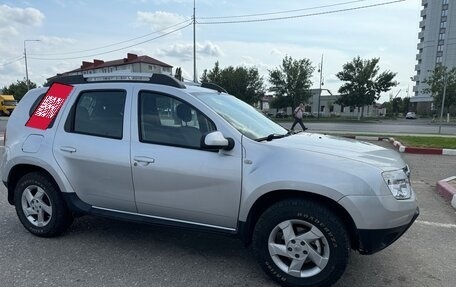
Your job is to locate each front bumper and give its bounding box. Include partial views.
[357,206,419,254]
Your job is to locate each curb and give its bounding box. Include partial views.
[436,176,456,210]
[388,137,456,155]
[342,135,456,156]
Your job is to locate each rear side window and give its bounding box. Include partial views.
[65,90,126,139]
[29,93,46,117]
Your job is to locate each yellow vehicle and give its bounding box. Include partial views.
[0,95,17,116]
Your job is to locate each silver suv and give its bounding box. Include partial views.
[1,73,418,287]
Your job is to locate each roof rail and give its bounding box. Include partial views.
[201,82,228,93]
[45,75,86,86]
[44,72,185,89]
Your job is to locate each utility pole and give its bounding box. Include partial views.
[317,54,323,119]
[24,39,40,91]
[193,0,197,83]
[438,72,447,134]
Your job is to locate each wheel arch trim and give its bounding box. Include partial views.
[238,190,359,250]
[6,161,74,205]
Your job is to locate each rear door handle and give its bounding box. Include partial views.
[133,156,155,166]
[60,146,77,153]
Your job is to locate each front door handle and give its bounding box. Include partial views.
[60,146,77,153]
[133,156,155,166]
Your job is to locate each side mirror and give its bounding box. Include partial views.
[201,131,234,151]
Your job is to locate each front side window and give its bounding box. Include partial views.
[139,91,216,148]
[66,90,126,139]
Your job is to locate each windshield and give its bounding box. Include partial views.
[195,93,287,140]
[3,100,17,106]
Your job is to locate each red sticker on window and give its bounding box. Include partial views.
[26,82,74,130]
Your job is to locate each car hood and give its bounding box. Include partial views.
[270,133,405,170]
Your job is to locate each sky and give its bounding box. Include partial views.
[0,0,421,103]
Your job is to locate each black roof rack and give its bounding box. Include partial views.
[44,73,186,89]
[201,82,228,93]
[45,75,86,86]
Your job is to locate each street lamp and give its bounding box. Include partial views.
[317,54,324,119]
[24,39,40,91]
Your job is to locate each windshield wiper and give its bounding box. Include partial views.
[255,132,291,142]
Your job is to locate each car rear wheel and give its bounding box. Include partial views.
[252,199,350,287]
[14,172,73,237]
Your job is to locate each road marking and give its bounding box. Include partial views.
[416,220,456,229]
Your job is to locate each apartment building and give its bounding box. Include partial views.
[56,53,173,77]
[412,0,455,114]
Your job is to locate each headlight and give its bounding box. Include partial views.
[382,170,412,200]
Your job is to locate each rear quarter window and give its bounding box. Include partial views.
[28,92,60,129]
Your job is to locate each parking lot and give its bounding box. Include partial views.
[1,142,455,287]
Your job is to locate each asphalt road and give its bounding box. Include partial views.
[1,143,456,287]
[293,118,456,135]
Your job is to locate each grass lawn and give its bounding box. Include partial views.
[392,136,456,149]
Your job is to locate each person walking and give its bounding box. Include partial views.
[291,103,308,131]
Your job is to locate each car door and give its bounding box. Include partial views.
[53,86,136,212]
[131,89,242,229]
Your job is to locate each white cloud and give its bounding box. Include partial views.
[271,48,282,56]
[241,56,254,64]
[157,41,224,61]
[0,5,44,29]
[36,36,76,47]
[136,11,188,32]
[198,41,224,57]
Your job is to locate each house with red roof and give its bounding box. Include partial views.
[58,53,173,77]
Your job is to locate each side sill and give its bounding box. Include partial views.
[61,192,238,236]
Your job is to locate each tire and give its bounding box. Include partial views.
[252,199,350,287]
[14,172,73,237]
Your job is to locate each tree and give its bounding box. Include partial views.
[270,94,292,109]
[383,96,410,117]
[402,97,410,113]
[1,79,37,101]
[200,62,265,105]
[200,61,222,84]
[423,65,456,114]
[392,97,403,116]
[336,56,398,118]
[268,56,314,109]
[174,67,183,81]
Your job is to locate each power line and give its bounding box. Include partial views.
[14,1,405,63]
[29,22,192,61]
[0,56,24,67]
[198,0,370,19]
[29,18,193,56]
[198,0,405,24]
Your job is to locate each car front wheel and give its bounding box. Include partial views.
[14,172,73,237]
[252,199,350,287]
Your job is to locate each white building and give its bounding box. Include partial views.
[412,0,454,114]
[57,53,173,77]
[261,89,386,118]
[308,89,386,118]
